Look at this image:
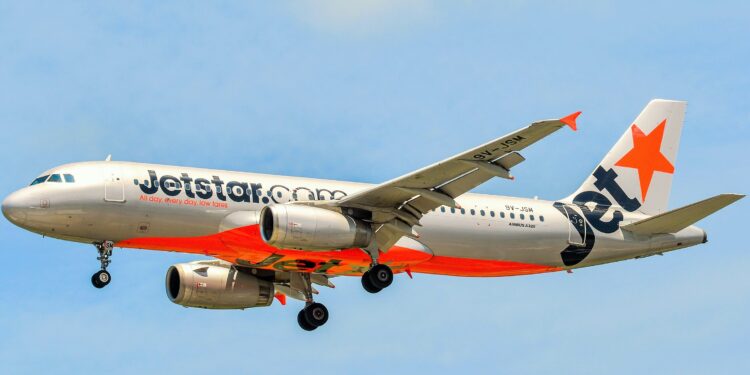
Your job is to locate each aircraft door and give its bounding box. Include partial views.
[104,166,125,203]
[564,204,586,246]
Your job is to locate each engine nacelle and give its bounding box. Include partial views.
[166,261,274,309]
[259,204,373,250]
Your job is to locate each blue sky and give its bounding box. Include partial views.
[1,1,748,373]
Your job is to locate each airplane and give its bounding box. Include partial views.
[2,99,743,331]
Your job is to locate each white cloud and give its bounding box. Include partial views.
[288,0,436,36]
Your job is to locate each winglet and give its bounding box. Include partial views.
[559,111,582,131]
[274,292,286,306]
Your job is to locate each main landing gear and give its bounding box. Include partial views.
[361,264,393,293]
[294,272,330,331]
[359,247,394,294]
[91,241,113,289]
[297,302,329,331]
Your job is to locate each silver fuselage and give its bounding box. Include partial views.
[2,161,706,270]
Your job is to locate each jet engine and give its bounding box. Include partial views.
[166,261,274,309]
[259,204,372,250]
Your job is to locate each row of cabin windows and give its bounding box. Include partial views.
[30,174,76,186]
[438,206,544,222]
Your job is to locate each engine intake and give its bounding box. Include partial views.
[259,204,372,250]
[166,261,273,309]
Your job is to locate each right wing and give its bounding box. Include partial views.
[312,111,581,252]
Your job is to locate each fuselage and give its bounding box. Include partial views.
[2,160,706,277]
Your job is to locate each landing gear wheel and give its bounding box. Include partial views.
[92,241,114,289]
[368,264,393,289]
[303,302,329,327]
[91,270,111,289]
[297,310,317,331]
[361,272,383,294]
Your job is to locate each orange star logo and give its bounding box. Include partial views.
[614,119,674,201]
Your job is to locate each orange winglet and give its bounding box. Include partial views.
[405,266,413,279]
[274,292,286,306]
[559,111,582,131]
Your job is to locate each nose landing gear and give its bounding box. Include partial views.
[92,269,111,288]
[91,241,113,289]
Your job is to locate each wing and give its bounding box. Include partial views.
[314,112,581,252]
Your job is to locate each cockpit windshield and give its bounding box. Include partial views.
[30,175,50,186]
[29,173,76,186]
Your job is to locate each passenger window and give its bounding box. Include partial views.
[63,174,75,183]
[530,215,535,221]
[470,209,475,215]
[30,175,50,186]
[450,208,456,214]
[480,210,485,216]
[48,174,63,183]
[510,213,515,219]
[540,216,545,222]
[460,208,466,215]
[500,212,505,218]
[440,207,446,213]
[520,213,525,220]
[490,211,495,217]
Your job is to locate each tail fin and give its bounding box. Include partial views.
[568,99,687,215]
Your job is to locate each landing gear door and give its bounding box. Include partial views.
[104,166,126,203]
[565,205,586,246]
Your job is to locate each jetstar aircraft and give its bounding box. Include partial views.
[2,99,743,331]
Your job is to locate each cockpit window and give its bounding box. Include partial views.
[47,174,63,183]
[63,174,75,183]
[30,175,50,186]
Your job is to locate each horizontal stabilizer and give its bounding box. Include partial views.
[621,194,744,234]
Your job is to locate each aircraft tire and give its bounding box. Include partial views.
[368,264,393,289]
[91,270,111,288]
[297,309,317,331]
[361,272,383,293]
[303,302,329,327]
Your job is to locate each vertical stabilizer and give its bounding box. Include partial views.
[568,99,686,215]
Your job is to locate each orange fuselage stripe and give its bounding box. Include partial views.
[116,225,561,277]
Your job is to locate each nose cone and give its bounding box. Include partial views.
[2,191,28,226]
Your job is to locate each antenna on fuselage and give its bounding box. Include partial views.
[105,154,112,162]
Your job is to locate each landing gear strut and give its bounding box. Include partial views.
[91,241,113,289]
[293,272,330,331]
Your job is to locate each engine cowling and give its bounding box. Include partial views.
[166,261,274,309]
[259,204,373,250]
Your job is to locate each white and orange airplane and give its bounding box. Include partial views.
[2,99,743,330]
